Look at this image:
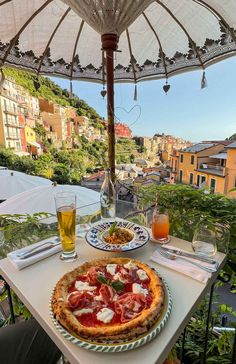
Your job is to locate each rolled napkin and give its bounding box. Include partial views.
[7,237,62,270]
[150,245,219,283]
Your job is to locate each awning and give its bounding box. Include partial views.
[28,141,41,148]
[210,153,227,160]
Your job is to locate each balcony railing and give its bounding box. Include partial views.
[6,135,20,140]
[5,121,22,128]
[3,106,18,115]
[197,163,226,176]
[1,89,18,102]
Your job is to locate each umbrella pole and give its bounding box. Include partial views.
[101,34,118,182]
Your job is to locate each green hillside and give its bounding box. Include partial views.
[3,66,101,122]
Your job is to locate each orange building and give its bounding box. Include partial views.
[171,141,236,197]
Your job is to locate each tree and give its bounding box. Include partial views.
[227,133,236,141]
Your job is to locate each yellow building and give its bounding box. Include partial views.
[25,125,42,157]
[175,143,224,185]
[173,142,236,197]
[25,125,36,144]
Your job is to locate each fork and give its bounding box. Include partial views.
[17,240,60,259]
[158,249,217,273]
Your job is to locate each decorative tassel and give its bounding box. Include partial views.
[69,80,73,98]
[163,80,170,95]
[0,69,5,89]
[134,83,137,101]
[101,86,107,98]
[201,71,207,89]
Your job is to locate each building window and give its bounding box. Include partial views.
[3,99,7,111]
[191,155,194,165]
[180,154,183,163]
[210,178,216,193]
[179,170,183,183]
[201,176,206,184]
[197,175,200,186]
[189,173,193,185]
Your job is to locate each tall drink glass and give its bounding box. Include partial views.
[54,192,77,262]
[152,208,170,244]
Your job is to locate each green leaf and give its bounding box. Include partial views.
[109,222,117,236]
[97,275,108,285]
[112,280,125,292]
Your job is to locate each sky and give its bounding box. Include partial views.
[51,57,236,143]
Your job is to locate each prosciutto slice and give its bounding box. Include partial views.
[114,293,146,322]
[87,266,105,285]
[67,291,93,309]
[99,284,116,304]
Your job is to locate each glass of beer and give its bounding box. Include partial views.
[54,192,77,262]
[152,208,170,244]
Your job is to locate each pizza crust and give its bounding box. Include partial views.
[52,258,165,341]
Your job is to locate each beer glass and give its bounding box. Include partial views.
[54,192,77,261]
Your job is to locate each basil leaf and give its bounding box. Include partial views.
[109,221,117,236]
[112,280,125,292]
[97,275,108,285]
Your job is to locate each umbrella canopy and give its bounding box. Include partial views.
[1,1,235,82]
[0,169,52,200]
[0,1,235,174]
[0,184,100,216]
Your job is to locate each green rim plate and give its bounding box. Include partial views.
[50,269,172,352]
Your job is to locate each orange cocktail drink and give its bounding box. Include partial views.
[152,211,170,243]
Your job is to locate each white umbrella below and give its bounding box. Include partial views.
[0,170,52,200]
[0,184,100,218]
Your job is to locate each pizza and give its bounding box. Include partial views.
[52,258,165,342]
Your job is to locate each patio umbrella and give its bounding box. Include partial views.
[0,184,100,216]
[0,170,51,200]
[0,1,236,177]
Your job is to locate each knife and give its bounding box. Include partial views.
[19,242,60,259]
[158,247,218,265]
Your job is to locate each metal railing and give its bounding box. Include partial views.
[3,106,18,115]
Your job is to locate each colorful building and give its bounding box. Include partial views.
[225,141,236,197]
[114,123,132,138]
[24,125,41,157]
[0,78,22,151]
[171,141,236,197]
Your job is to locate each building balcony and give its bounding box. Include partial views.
[1,89,18,102]
[196,163,226,177]
[3,107,18,115]
[6,136,20,140]
[5,122,23,128]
